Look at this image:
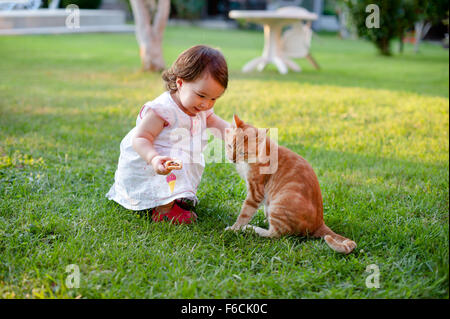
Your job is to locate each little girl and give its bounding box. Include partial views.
[106,45,230,224]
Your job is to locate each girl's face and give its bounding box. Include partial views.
[174,72,225,117]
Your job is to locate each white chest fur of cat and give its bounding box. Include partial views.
[235,162,250,180]
[234,161,268,220]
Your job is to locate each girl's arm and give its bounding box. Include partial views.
[206,114,231,140]
[132,110,172,175]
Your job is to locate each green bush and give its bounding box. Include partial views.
[323,0,338,16]
[346,0,449,56]
[347,0,408,55]
[172,0,205,20]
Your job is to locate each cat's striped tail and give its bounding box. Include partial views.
[312,224,357,254]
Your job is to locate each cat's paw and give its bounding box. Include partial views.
[225,224,244,231]
[225,225,239,231]
[241,225,255,232]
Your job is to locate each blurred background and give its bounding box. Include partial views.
[1,0,448,51]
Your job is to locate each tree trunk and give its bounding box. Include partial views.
[377,37,391,56]
[130,0,170,72]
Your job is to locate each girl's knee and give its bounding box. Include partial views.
[156,201,174,213]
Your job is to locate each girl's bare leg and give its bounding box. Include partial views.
[155,201,174,214]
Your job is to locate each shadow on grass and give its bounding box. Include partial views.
[194,143,448,242]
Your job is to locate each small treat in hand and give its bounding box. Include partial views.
[164,159,183,170]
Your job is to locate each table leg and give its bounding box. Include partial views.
[256,58,268,71]
[283,57,302,72]
[263,24,290,74]
[242,56,267,73]
[241,22,302,74]
[273,56,288,74]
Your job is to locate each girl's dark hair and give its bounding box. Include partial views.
[162,45,228,93]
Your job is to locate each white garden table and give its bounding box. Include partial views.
[229,9,318,74]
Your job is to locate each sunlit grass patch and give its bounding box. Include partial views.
[0,151,44,169]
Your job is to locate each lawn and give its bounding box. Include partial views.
[0,26,448,299]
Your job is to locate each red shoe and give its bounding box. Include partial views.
[151,202,197,224]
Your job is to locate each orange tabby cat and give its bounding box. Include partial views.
[224,114,357,254]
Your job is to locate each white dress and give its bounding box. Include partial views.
[106,91,213,211]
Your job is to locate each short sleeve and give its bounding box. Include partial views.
[139,103,174,127]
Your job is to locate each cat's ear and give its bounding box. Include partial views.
[233,114,244,128]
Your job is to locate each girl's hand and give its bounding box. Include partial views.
[150,156,173,175]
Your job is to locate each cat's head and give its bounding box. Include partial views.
[225,114,268,163]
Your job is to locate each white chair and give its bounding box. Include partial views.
[278,6,320,70]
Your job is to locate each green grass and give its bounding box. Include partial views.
[0,27,448,299]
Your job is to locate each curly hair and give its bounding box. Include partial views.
[162,45,228,93]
